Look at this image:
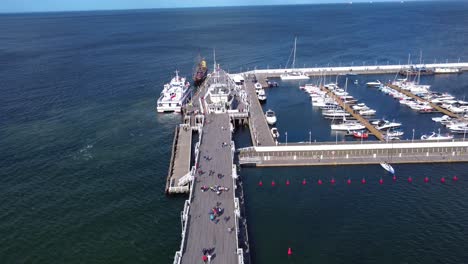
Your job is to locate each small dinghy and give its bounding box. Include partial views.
[380,162,395,174]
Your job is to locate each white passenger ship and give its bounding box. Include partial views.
[157,71,192,113]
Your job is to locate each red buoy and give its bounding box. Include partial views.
[379,178,384,185]
[453,175,458,181]
[331,178,336,184]
[424,177,429,183]
[258,180,263,187]
[440,177,446,183]
[271,180,276,187]
[302,179,307,185]
[287,247,292,256]
[393,175,397,181]
[361,178,366,184]
[347,178,351,185]
[286,179,290,186]
[318,179,323,185]
[408,177,413,183]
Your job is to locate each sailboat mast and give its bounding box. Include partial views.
[292,37,297,69]
[213,48,216,72]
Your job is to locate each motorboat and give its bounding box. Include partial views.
[331,120,365,131]
[281,71,310,80]
[434,67,461,74]
[380,162,395,174]
[366,80,381,87]
[258,89,267,102]
[373,119,402,130]
[322,110,350,119]
[448,124,468,134]
[359,109,376,116]
[353,131,369,139]
[352,103,368,110]
[271,127,280,139]
[157,70,192,113]
[386,130,404,137]
[265,110,277,125]
[421,132,454,140]
[254,82,263,94]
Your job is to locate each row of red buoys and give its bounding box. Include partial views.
[258,176,459,186]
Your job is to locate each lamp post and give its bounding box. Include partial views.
[285,132,288,146]
[412,129,415,143]
[309,131,312,144]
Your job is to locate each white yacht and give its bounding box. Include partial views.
[366,80,381,87]
[434,67,461,74]
[331,120,366,131]
[271,127,280,139]
[386,130,404,137]
[157,71,191,113]
[352,103,368,110]
[258,89,267,102]
[254,82,263,94]
[359,109,376,116]
[265,109,277,125]
[322,110,350,118]
[280,37,310,80]
[421,132,454,140]
[373,119,402,130]
[448,124,468,134]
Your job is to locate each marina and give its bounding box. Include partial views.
[165,62,468,264]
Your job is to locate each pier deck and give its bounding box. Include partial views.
[387,84,460,119]
[321,86,385,141]
[243,62,468,77]
[180,113,238,264]
[166,124,192,194]
[244,75,276,146]
[239,140,468,167]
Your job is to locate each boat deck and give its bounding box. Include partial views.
[244,75,276,146]
[180,113,238,264]
[166,124,192,194]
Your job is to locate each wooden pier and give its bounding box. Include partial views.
[321,86,386,141]
[239,140,468,167]
[387,84,461,119]
[244,74,276,146]
[179,114,241,264]
[165,124,192,194]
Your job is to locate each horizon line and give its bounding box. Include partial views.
[0,0,442,15]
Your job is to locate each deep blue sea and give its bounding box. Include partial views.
[1,2,468,263]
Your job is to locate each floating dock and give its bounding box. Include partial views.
[386,84,461,119]
[165,124,192,194]
[320,85,385,141]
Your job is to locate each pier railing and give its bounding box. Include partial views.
[239,140,468,166]
[240,62,468,76]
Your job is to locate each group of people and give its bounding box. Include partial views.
[200,185,229,195]
[209,206,224,222]
[201,248,214,263]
